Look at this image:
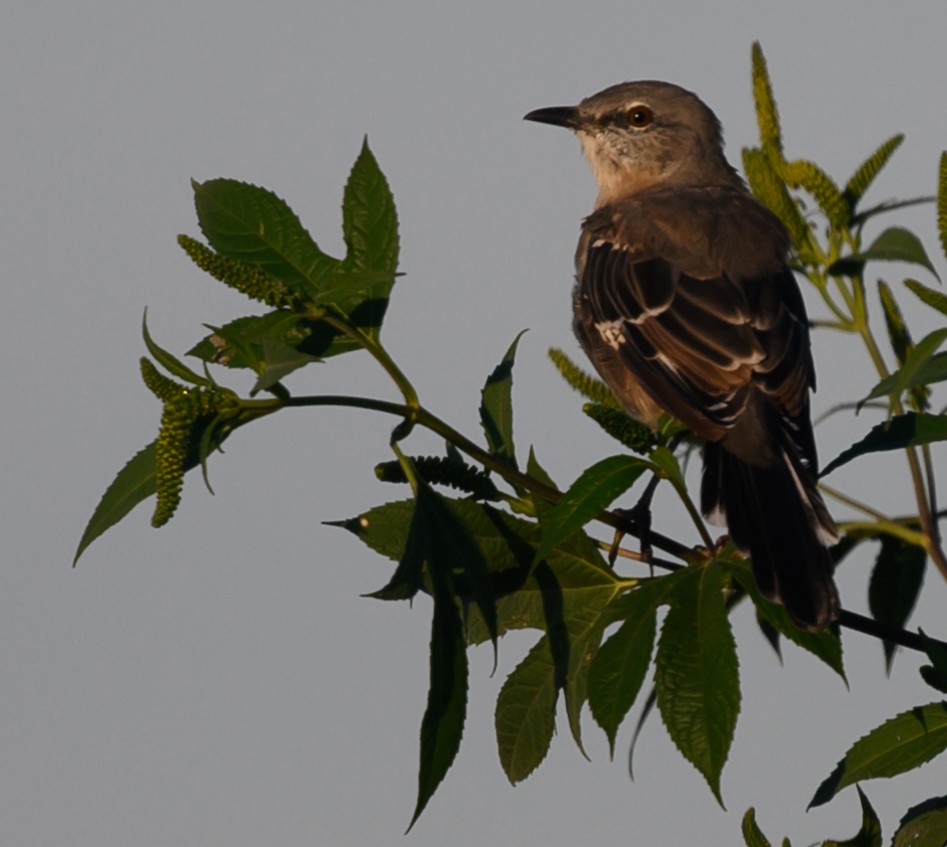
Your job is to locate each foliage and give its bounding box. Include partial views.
[77,44,947,845]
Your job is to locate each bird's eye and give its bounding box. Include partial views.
[626,105,654,128]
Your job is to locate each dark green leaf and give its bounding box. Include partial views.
[533,454,650,564]
[905,277,947,318]
[75,442,158,564]
[142,310,210,386]
[810,701,947,807]
[188,311,361,372]
[588,589,658,755]
[868,536,926,670]
[822,412,947,476]
[525,447,558,521]
[741,808,773,847]
[919,632,947,694]
[364,496,427,602]
[829,227,939,279]
[879,279,929,411]
[480,331,526,469]
[341,138,399,275]
[852,195,935,227]
[75,410,239,563]
[655,564,740,805]
[893,796,947,847]
[192,178,339,299]
[823,787,882,847]
[409,556,468,830]
[495,635,558,783]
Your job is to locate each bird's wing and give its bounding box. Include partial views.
[574,193,814,451]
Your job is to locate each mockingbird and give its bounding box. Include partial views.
[525,81,839,630]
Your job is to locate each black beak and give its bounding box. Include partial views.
[523,105,582,129]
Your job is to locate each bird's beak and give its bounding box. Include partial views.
[523,105,582,129]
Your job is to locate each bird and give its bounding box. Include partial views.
[524,81,839,630]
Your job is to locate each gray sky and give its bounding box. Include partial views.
[5,2,947,844]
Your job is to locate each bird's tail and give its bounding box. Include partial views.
[701,418,839,631]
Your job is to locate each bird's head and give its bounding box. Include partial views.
[525,81,740,206]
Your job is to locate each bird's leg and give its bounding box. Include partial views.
[608,473,661,566]
[608,434,683,567]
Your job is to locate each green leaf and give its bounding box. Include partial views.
[919,634,947,694]
[142,310,211,386]
[829,227,939,280]
[868,536,926,671]
[364,495,427,602]
[822,412,947,476]
[188,311,362,372]
[587,588,659,755]
[654,564,740,805]
[341,138,399,275]
[409,547,468,830]
[495,634,558,783]
[192,178,339,300]
[823,787,882,847]
[74,441,158,564]
[893,796,947,847]
[532,454,650,565]
[810,701,947,807]
[75,407,240,563]
[879,279,929,411]
[336,139,399,339]
[480,331,527,469]
[859,329,947,408]
[741,808,773,847]
[905,277,947,318]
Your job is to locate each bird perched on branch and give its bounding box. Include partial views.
[525,81,839,630]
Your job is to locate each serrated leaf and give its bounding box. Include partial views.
[342,138,399,275]
[142,310,210,386]
[480,331,526,469]
[868,536,926,671]
[654,564,740,805]
[829,227,939,280]
[496,635,558,783]
[533,454,650,565]
[823,787,882,847]
[810,701,947,807]
[741,808,773,847]
[822,412,947,476]
[587,590,658,755]
[879,280,928,411]
[192,178,340,299]
[337,139,399,339]
[409,555,468,830]
[893,796,947,847]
